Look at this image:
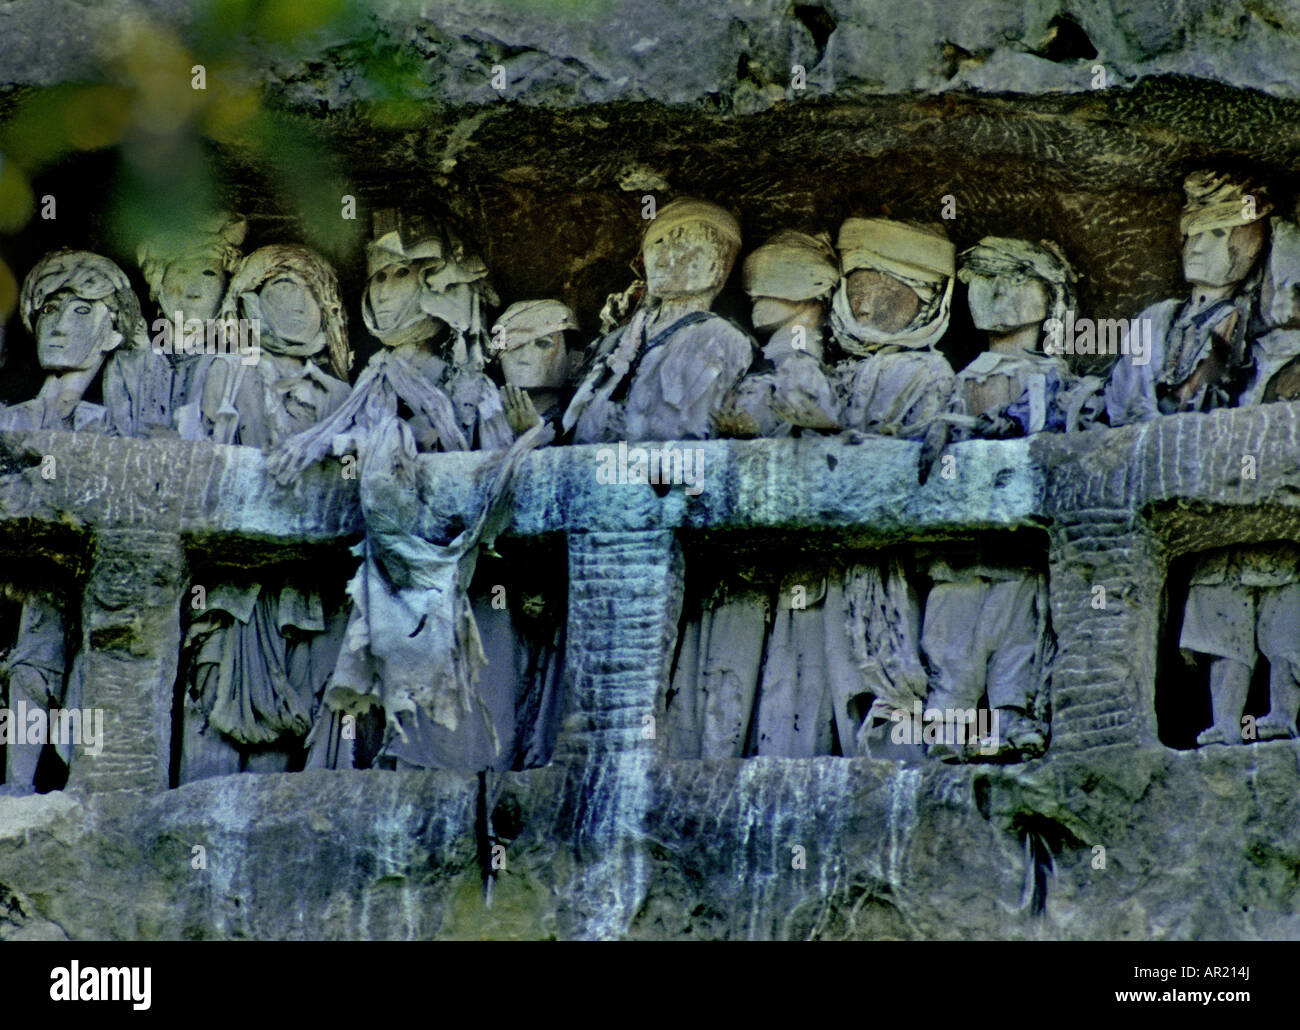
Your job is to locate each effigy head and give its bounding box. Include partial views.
[364,209,497,366]
[1179,171,1271,289]
[831,218,955,353]
[742,229,837,336]
[958,236,1076,344]
[137,214,247,324]
[488,299,577,389]
[222,244,350,378]
[641,198,742,302]
[21,249,148,372]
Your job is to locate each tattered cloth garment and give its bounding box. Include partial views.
[665,579,769,758]
[193,584,333,746]
[724,330,841,437]
[845,557,929,735]
[1156,291,1253,414]
[274,348,515,468]
[1243,220,1300,405]
[565,307,755,443]
[320,414,551,762]
[750,556,927,757]
[1104,288,1254,426]
[178,351,349,447]
[836,347,956,440]
[103,347,175,437]
[0,394,109,433]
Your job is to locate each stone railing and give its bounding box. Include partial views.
[3,403,1297,795]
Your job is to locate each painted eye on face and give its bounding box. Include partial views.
[41,302,57,316]
[75,304,92,315]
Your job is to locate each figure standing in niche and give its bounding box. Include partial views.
[666,230,838,760]
[0,252,162,792]
[918,238,1078,762]
[563,197,755,444]
[489,298,580,435]
[1105,171,1272,426]
[711,229,840,438]
[185,244,351,447]
[745,220,949,758]
[177,244,353,783]
[1180,545,1300,745]
[264,211,532,772]
[945,236,1093,442]
[136,213,247,438]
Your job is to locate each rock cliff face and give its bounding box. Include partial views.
[3,1,1300,939]
[0,415,1298,940]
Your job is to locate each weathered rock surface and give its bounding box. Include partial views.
[0,407,1298,938]
[5,743,1300,940]
[4,1,1300,941]
[7,0,1300,105]
[6,4,1300,374]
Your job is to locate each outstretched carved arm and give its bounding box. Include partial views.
[267,379,376,485]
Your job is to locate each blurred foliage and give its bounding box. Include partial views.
[0,0,390,270]
[0,0,618,291]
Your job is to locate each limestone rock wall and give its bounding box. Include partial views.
[1,414,1300,938]
[4,0,1300,940]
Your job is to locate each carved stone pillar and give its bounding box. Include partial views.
[67,529,186,795]
[555,529,684,760]
[553,529,683,939]
[1046,512,1161,751]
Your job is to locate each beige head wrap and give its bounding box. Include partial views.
[21,249,149,350]
[742,230,838,302]
[830,219,955,353]
[1180,171,1272,237]
[642,198,742,254]
[489,299,578,356]
[837,218,955,283]
[957,236,1077,332]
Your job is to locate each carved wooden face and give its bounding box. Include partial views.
[845,269,921,333]
[368,261,422,332]
[159,257,226,322]
[500,332,568,389]
[259,272,322,344]
[1182,221,1266,288]
[751,296,822,335]
[35,292,119,371]
[643,223,733,300]
[965,274,1049,333]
